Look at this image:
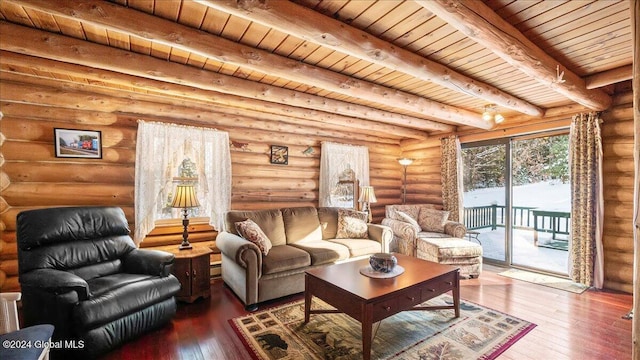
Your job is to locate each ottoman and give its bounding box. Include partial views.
[416,237,483,278]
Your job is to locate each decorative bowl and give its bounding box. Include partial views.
[369,253,397,273]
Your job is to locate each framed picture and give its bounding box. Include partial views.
[54,128,102,159]
[270,145,288,165]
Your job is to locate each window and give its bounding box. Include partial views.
[134,121,231,244]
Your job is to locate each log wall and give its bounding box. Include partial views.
[601,91,635,293]
[0,74,404,292]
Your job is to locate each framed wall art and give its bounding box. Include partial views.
[270,145,288,165]
[54,128,102,159]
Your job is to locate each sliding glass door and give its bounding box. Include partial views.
[462,141,509,263]
[462,133,570,275]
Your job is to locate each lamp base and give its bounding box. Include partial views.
[178,243,193,250]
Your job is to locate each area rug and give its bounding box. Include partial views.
[498,268,588,294]
[229,294,536,360]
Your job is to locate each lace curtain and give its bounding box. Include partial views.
[134,120,231,244]
[319,142,370,207]
[441,135,464,222]
[568,112,604,288]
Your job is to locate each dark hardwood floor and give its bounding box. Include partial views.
[102,265,633,359]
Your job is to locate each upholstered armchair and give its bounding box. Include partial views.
[381,204,466,255]
[382,204,482,278]
[16,207,181,359]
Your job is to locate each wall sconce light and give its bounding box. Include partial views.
[171,184,200,250]
[358,186,377,223]
[397,158,414,204]
[482,104,505,124]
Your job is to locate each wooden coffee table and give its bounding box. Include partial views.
[304,253,460,360]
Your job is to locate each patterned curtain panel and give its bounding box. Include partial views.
[134,120,232,244]
[440,136,463,222]
[569,113,604,288]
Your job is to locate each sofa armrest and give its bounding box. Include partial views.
[444,221,467,238]
[20,269,90,300]
[381,218,418,256]
[367,223,392,253]
[217,231,263,277]
[123,249,175,277]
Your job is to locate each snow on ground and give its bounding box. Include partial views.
[463,180,571,211]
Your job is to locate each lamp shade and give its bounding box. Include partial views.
[171,185,200,208]
[398,158,414,166]
[358,186,377,203]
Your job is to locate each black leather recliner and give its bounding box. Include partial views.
[16,206,181,359]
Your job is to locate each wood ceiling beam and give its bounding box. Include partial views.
[0,51,429,140]
[7,0,489,129]
[584,65,633,89]
[197,0,544,117]
[0,21,452,134]
[416,0,612,111]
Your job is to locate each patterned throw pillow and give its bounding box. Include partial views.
[395,210,422,234]
[335,208,369,239]
[235,219,273,256]
[417,208,450,233]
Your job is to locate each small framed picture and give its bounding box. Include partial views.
[270,145,288,165]
[54,128,102,159]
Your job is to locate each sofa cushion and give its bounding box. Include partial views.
[75,274,180,330]
[235,219,273,256]
[329,239,382,258]
[290,241,349,265]
[335,209,368,239]
[417,208,450,233]
[418,232,452,239]
[226,209,287,246]
[261,245,311,275]
[385,204,437,220]
[395,210,421,233]
[317,207,339,239]
[282,207,323,243]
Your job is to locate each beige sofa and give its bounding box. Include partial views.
[381,204,482,278]
[216,206,392,310]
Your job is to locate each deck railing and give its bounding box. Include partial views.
[463,205,571,246]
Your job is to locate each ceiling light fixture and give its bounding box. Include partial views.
[482,104,505,124]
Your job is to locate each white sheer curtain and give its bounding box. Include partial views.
[319,142,370,207]
[134,120,231,244]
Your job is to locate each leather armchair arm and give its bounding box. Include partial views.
[123,249,175,277]
[366,223,393,253]
[216,231,263,278]
[381,218,418,256]
[20,269,90,300]
[444,221,467,238]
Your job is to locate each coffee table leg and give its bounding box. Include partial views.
[362,308,373,360]
[453,273,460,318]
[304,276,312,324]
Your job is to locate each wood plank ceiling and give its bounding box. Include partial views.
[0,0,633,140]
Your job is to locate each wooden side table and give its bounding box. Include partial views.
[167,247,213,303]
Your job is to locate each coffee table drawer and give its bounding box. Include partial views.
[421,275,456,301]
[372,298,399,320]
[399,287,423,308]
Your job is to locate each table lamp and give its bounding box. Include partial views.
[358,186,377,223]
[171,184,200,250]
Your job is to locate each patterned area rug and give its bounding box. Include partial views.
[498,268,588,294]
[229,294,535,360]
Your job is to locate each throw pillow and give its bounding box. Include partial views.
[395,210,422,234]
[235,219,273,256]
[335,208,369,239]
[417,208,450,233]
